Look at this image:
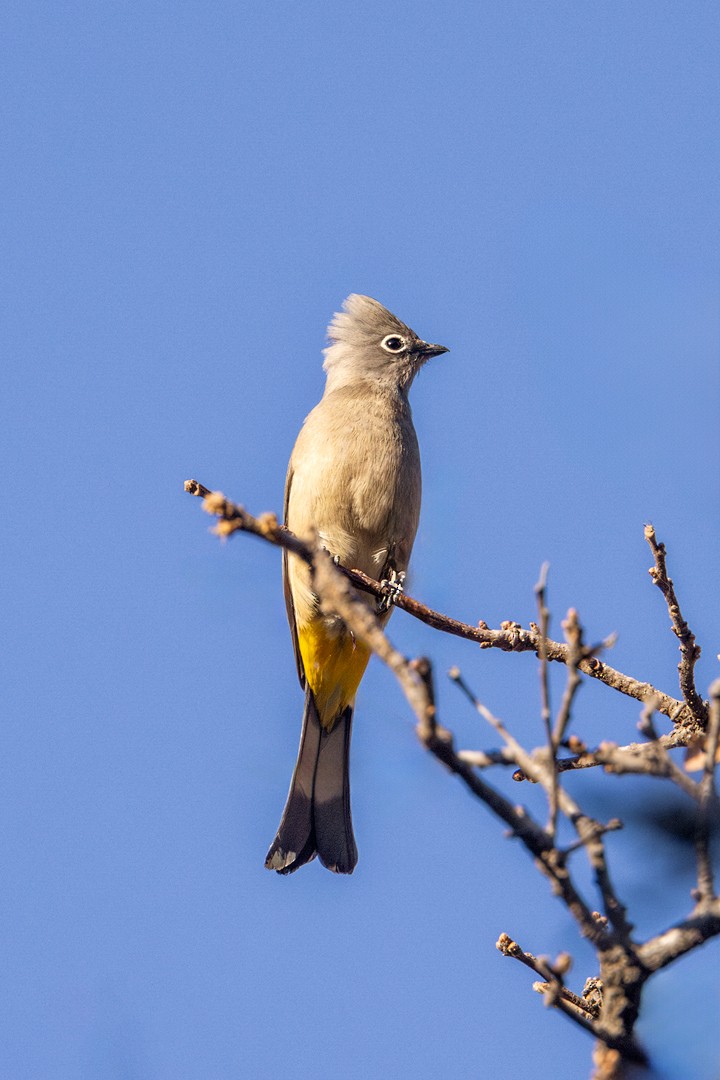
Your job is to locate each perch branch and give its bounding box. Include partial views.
[184,482,695,730]
[209,498,584,933]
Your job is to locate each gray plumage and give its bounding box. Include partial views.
[265,295,447,875]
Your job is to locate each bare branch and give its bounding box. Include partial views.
[601,746,702,805]
[455,747,517,768]
[644,524,707,723]
[534,563,558,837]
[496,934,647,1063]
[591,1042,623,1080]
[533,980,600,1017]
[515,731,702,802]
[695,680,720,903]
[312,550,432,728]
[416,664,608,943]
[534,563,552,739]
[449,667,633,942]
[184,482,695,729]
[449,667,554,790]
[184,481,312,562]
[560,820,623,860]
[637,897,720,972]
[496,933,599,1025]
[222,511,601,944]
[607,698,703,797]
[186,480,717,1065]
[553,609,584,749]
[553,786,634,944]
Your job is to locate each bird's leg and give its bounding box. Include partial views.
[378,559,405,614]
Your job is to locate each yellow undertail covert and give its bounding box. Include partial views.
[297,619,371,729]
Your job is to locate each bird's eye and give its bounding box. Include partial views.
[381,334,406,354]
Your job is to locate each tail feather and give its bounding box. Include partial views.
[265,692,357,875]
[265,690,321,873]
[314,707,357,873]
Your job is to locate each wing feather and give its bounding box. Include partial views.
[282,465,306,688]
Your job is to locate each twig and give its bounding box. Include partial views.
[695,680,720,903]
[572,815,634,944]
[548,607,584,841]
[560,820,623,860]
[533,980,599,1016]
[554,609,584,748]
[513,731,701,802]
[449,667,633,941]
[455,747,517,768]
[449,668,554,791]
[496,933,599,1023]
[534,563,557,837]
[184,481,312,562]
[416,664,606,944]
[184,482,695,730]
[644,524,707,723]
[496,934,646,1062]
[637,896,720,972]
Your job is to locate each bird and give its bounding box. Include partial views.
[265,294,448,874]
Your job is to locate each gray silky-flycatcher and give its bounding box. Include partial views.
[265,295,448,874]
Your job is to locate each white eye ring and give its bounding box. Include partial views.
[381,334,406,354]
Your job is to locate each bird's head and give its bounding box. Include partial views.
[322,294,448,393]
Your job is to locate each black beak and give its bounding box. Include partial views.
[417,340,449,359]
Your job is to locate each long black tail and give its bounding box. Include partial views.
[265,689,357,875]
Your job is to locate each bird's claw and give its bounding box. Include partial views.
[377,570,406,613]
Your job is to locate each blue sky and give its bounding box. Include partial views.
[2,2,719,1078]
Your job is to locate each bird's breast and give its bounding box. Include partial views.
[287,389,421,579]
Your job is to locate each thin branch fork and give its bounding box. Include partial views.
[513,732,703,802]
[511,697,716,809]
[461,730,693,788]
[496,934,647,1063]
[358,634,612,947]
[496,933,599,1020]
[449,666,634,944]
[411,660,603,942]
[430,662,646,1056]
[184,481,694,730]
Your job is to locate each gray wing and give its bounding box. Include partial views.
[282,464,306,688]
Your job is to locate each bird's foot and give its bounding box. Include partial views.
[377,569,406,613]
